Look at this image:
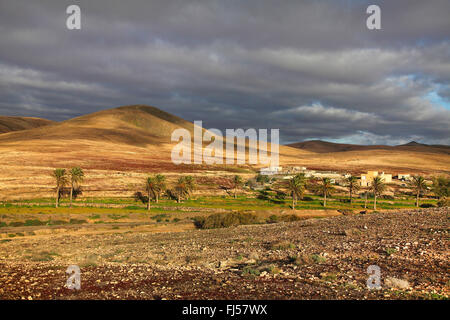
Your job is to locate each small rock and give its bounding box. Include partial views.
[384,277,410,290]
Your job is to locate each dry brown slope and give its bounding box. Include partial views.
[0,116,54,134]
[0,105,197,147]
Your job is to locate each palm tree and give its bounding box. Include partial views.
[232,175,243,199]
[52,169,67,208]
[154,174,166,203]
[410,176,427,207]
[69,167,84,208]
[285,174,307,210]
[286,177,300,210]
[371,176,386,210]
[431,176,449,207]
[431,176,449,199]
[174,177,190,203]
[183,176,196,200]
[145,176,157,210]
[316,177,334,207]
[345,175,360,205]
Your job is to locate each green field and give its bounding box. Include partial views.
[0,192,437,212]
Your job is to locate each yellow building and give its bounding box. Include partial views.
[360,171,392,187]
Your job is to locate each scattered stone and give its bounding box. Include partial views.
[384,277,411,290]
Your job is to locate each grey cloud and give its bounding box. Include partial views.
[0,0,449,144]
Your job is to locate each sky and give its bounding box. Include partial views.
[0,0,449,145]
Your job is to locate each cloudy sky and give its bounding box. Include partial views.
[0,0,449,145]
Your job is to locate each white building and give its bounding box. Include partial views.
[398,174,411,181]
[260,166,283,175]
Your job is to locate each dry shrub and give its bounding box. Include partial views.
[193,212,259,229]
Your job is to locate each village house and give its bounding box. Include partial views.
[397,173,412,181]
[360,171,392,187]
[259,166,283,175]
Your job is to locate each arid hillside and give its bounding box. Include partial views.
[287,140,450,155]
[0,105,449,200]
[0,116,54,134]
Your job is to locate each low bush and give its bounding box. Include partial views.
[24,219,46,226]
[437,197,449,207]
[9,221,25,227]
[69,218,87,224]
[266,214,300,224]
[193,212,259,229]
[280,214,301,222]
[338,209,354,216]
[266,215,278,223]
[47,220,68,226]
[242,266,260,277]
[270,241,296,250]
[311,254,327,264]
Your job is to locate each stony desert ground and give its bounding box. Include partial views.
[0,208,448,300]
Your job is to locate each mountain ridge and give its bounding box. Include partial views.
[287,139,450,155]
[0,116,55,134]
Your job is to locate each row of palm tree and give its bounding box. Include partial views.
[144,174,166,210]
[52,169,197,209]
[51,167,444,210]
[144,175,196,209]
[284,174,430,210]
[52,167,84,208]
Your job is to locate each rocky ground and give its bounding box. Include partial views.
[0,208,448,300]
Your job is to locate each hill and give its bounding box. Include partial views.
[0,116,54,134]
[287,140,450,155]
[0,105,197,147]
[0,105,448,200]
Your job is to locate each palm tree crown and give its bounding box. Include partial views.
[286,174,307,209]
[174,176,196,203]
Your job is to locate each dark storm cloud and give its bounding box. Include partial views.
[0,0,449,144]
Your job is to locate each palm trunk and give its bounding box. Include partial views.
[324,193,327,207]
[70,183,73,208]
[364,192,367,209]
[349,189,353,205]
[177,195,180,203]
[292,194,296,210]
[234,187,237,199]
[374,195,377,210]
[155,194,159,204]
[55,187,59,208]
[147,190,151,211]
